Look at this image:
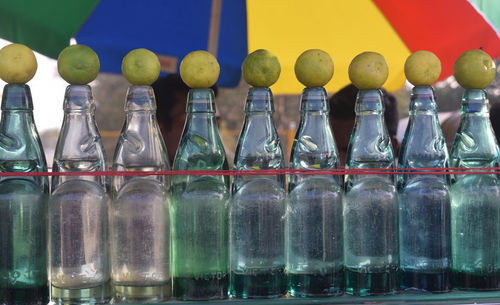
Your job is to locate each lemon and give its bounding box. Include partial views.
[180,50,220,88]
[57,44,100,85]
[122,48,161,86]
[0,43,37,84]
[404,50,441,86]
[348,51,388,89]
[242,49,280,87]
[294,49,334,87]
[454,49,496,89]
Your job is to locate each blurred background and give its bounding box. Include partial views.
[0,0,499,167]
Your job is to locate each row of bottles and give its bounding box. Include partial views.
[0,80,499,304]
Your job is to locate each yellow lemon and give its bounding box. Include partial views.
[242,49,280,87]
[0,43,37,84]
[122,48,161,86]
[57,44,100,85]
[180,50,220,88]
[294,49,334,87]
[454,49,496,89]
[404,50,441,86]
[348,51,388,90]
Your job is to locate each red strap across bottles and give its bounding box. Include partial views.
[0,167,500,177]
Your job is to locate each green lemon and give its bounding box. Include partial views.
[0,43,37,84]
[242,49,281,87]
[122,48,161,86]
[180,50,220,88]
[404,50,441,86]
[348,51,388,89]
[57,44,100,85]
[294,49,334,87]
[454,49,496,89]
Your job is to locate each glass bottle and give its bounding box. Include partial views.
[344,89,398,296]
[231,87,286,298]
[171,88,230,300]
[398,85,451,292]
[111,86,170,303]
[0,84,49,305]
[450,89,500,290]
[287,87,343,297]
[49,85,111,304]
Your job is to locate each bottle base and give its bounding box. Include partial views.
[230,268,286,299]
[345,267,398,296]
[287,272,343,297]
[0,286,48,305]
[173,276,228,300]
[452,271,500,291]
[51,282,112,305]
[112,282,170,303]
[400,270,451,293]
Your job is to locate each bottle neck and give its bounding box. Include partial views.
[0,84,47,189]
[451,89,499,169]
[172,88,228,172]
[53,85,107,188]
[291,87,337,166]
[113,86,168,169]
[122,86,160,135]
[399,86,448,169]
[234,87,283,171]
[289,87,340,187]
[346,89,394,168]
[112,85,170,195]
[0,84,36,132]
[460,89,489,116]
[0,84,42,156]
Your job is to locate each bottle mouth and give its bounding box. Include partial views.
[1,83,33,111]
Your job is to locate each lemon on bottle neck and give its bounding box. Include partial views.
[454,49,496,89]
[404,50,441,86]
[348,51,388,90]
[58,44,100,85]
[180,50,220,88]
[294,49,334,88]
[0,43,37,84]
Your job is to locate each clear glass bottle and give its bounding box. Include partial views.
[450,89,500,290]
[49,85,111,304]
[287,87,343,297]
[231,87,286,298]
[344,89,398,296]
[171,88,229,300]
[111,86,170,303]
[398,85,451,292]
[0,84,49,305]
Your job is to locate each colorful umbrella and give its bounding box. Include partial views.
[0,0,499,93]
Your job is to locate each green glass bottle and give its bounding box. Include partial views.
[398,86,451,292]
[171,88,230,300]
[287,87,343,297]
[0,84,49,305]
[231,87,286,298]
[450,89,500,290]
[344,89,398,296]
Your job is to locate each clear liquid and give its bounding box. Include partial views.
[52,159,105,187]
[399,177,451,291]
[231,178,286,297]
[287,176,343,295]
[171,175,229,300]
[50,180,109,289]
[344,176,398,295]
[451,174,500,290]
[0,178,48,303]
[110,178,169,287]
